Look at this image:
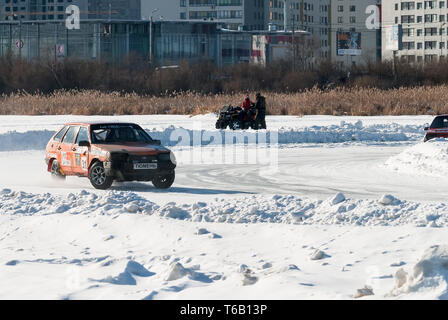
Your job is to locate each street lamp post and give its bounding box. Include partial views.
[149,8,159,65]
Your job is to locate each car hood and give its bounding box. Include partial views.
[93,143,170,154]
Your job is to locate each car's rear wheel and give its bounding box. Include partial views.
[89,162,113,190]
[152,172,175,189]
[50,159,66,180]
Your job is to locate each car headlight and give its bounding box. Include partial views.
[170,151,177,165]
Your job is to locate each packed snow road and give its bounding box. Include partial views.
[2,144,448,203]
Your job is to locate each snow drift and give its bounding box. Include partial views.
[384,138,448,177]
[2,188,448,227]
[0,121,424,152]
[390,245,448,299]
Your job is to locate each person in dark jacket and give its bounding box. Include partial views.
[255,93,267,129]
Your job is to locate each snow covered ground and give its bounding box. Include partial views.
[1,114,448,300]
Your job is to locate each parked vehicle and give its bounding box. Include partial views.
[215,105,258,130]
[45,122,176,190]
[424,115,448,142]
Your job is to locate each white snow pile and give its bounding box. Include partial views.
[149,121,423,146]
[2,189,448,227]
[0,130,54,151]
[0,188,158,216]
[0,121,424,151]
[384,138,448,177]
[389,245,448,299]
[92,260,155,285]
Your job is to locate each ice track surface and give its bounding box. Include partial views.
[3,144,448,203]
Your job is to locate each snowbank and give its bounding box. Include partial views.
[0,121,424,152]
[384,138,448,177]
[390,245,448,299]
[2,189,448,227]
[0,130,54,151]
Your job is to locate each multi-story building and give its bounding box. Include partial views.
[301,1,330,61]
[89,0,141,20]
[142,0,269,31]
[330,0,381,67]
[141,2,179,21]
[0,0,89,21]
[0,0,140,21]
[382,0,448,63]
[185,0,268,31]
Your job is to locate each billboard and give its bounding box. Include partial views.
[384,25,402,51]
[337,32,362,56]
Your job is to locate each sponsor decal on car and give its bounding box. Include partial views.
[81,157,88,170]
[61,152,71,166]
[75,153,81,166]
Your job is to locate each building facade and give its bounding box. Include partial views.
[0,0,88,21]
[142,0,269,31]
[141,2,179,21]
[382,0,448,63]
[330,0,381,67]
[269,1,330,62]
[0,0,139,21]
[181,0,268,31]
[0,19,310,67]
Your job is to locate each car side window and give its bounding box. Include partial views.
[62,126,79,144]
[75,127,89,145]
[53,126,68,142]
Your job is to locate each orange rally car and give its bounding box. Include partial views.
[45,122,176,190]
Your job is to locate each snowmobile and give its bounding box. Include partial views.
[215,104,258,130]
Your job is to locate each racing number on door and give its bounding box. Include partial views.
[73,127,90,174]
[59,126,80,174]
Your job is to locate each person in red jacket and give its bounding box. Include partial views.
[240,95,252,123]
[242,95,252,111]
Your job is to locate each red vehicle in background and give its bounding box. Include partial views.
[45,122,176,190]
[424,115,448,142]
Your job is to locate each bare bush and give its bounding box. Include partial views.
[1,55,448,116]
[1,86,447,116]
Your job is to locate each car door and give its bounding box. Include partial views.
[72,126,90,175]
[58,126,80,175]
[48,125,68,159]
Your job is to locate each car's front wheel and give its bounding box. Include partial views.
[89,162,114,190]
[152,172,175,189]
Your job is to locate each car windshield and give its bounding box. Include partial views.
[90,124,153,144]
[430,116,448,128]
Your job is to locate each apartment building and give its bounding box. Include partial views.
[382,0,448,63]
[330,0,381,67]
[0,0,140,21]
[88,0,141,20]
[151,0,270,31]
[0,0,88,21]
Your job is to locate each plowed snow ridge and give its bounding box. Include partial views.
[1,188,447,227]
[0,121,424,151]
